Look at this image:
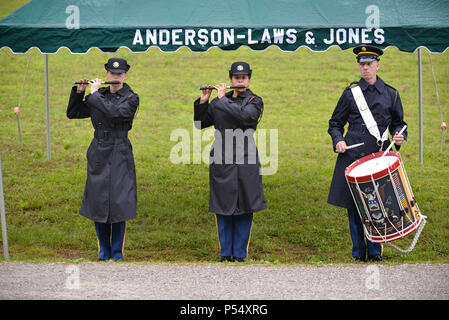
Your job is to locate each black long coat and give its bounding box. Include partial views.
[67,84,139,223]
[194,89,267,215]
[328,77,407,210]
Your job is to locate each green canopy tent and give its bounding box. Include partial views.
[0,0,448,258]
[1,0,449,53]
[1,0,448,160]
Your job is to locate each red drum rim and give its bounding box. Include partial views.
[345,151,401,183]
[365,214,423,243]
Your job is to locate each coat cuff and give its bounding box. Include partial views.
[332,136,345,152]
[72,86,86,96]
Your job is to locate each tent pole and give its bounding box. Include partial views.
[45,54,51,160]
[418,48,423,165]
[0,153,9,260]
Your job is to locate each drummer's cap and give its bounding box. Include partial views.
[353,45,383,63]
[104,58,130,73]
[229,61,252,78]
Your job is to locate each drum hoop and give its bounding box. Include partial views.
[366,214,423,243]
[345,151,401,183]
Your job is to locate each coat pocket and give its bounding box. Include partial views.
[118,142,135,174]
[86,141,99,174]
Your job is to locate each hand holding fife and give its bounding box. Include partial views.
[214,83,227,99]
[335,140,347,153]
[89,78,102,93]
[77,78,89,93]
[200,85,213,104]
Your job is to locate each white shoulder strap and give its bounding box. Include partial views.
[350,85,388,147]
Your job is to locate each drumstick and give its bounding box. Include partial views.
[381,125,407,157]
[346,142,365,150]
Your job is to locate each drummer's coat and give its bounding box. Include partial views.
[194,89,267,215]
[328,76,407,210]
[67,84,139,223]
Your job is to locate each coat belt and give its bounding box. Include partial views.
[94,130,128,140]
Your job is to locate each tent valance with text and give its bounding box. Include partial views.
[1,0,448,54]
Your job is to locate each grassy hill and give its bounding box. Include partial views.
[0,1,448,263]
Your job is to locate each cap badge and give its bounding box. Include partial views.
[237,65,244,71]
[112,61,120,68]
[361,47,366,52]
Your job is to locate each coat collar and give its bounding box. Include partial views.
[100,83,130,96]
[225,88,253,99]
[358,76,385,94]
[113,83,131,96]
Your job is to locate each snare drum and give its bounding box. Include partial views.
[345,151,423,243]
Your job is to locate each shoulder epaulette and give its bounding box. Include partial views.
[346,81,359,90]
[384,82,397,92]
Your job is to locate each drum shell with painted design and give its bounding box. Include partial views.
[345,151,423,243]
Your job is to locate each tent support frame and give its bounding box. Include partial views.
[0,153,9,260]
[418,48,423,165]
[45,54,51,160]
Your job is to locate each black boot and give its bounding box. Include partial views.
[219,256,232,262]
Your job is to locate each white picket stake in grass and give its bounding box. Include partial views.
[0,153,9,260]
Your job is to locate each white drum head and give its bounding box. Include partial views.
[349,155,397,177]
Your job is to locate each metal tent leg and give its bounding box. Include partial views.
[0,154,9,260]
[418,48,423,165]
[45,54,51,160]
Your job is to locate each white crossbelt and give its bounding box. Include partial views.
[351,85,388,149]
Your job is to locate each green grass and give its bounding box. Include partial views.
[0,1,448,264]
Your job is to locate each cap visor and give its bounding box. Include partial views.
[106,68,127,73]
[358,57,377,63]
[230,72,250,75]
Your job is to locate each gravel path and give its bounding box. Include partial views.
[0,262,448,300]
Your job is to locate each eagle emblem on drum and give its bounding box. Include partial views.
[360,183,387,223]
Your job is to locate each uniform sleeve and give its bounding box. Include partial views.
[66,86,90,119]
[86,91,139,120]
[328,90,350,151]
[389,90,408,150]
[193,98,214,129]
[211,95,263,127]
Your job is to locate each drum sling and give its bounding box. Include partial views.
[351,85,389,149]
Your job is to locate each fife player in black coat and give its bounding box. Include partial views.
[194,62,267,262]
[67,58,139,261]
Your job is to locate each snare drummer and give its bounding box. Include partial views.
[327,45,407,262]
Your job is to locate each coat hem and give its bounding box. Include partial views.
[210,205,267,216]
[79,211,136,223]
